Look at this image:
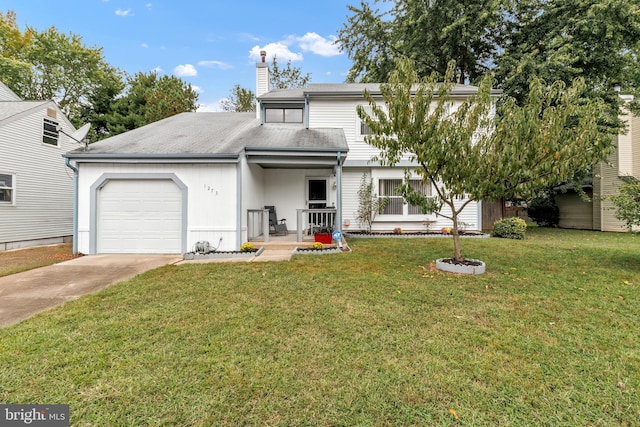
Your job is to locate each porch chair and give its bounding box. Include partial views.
[265,205,288,236]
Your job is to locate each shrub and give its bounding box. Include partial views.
[526,190,559,227]
[493,217,527,239]
[311,242,325,250]
[240,242,256,252]
[609,178,640,229]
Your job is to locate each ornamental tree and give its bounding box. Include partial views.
[359,59,611,262]
[609,179,640,230]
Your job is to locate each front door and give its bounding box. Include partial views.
[307,178,328,209]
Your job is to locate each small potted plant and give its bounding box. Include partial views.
[313,226,333,244]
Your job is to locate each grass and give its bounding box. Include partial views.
[0,243,79,277]
[1,228,638,425]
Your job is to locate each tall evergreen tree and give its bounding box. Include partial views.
[338,0,507,83]
[104,71,198,138]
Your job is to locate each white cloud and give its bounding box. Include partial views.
[238,32,261,42]
[173,64,198,77]
[197,100,226,112]
[115,8,133,17]
[249,33,342,64]
[295,32,341,57]
[145,3,152,10]
[141,43,149,48]
[249,43,303,63]
[191,85,204,94]
[197,60,233,70]
[152,66,163,74]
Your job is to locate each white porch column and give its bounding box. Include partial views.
[336,152,343,236]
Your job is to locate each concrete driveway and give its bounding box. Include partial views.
[0,254,182,327]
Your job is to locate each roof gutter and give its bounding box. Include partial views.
[62,153,241,163]
[244,146,348,154]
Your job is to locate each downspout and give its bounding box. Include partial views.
[259,100,264,125]
[336,152,342,236]
[64,157,79,255]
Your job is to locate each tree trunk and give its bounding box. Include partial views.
[451,211,463,262]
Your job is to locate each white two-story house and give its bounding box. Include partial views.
[0,81,78,250]
[64,55,491,254]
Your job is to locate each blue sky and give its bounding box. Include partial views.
[3,0,356,111]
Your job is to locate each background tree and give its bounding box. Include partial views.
[360,59,610,262]
[339,0,640,120]
[1,9,198,141]
[338,0,507,84]
[0,11,33,94]
[104,71,198,137]
[0,11,123,127]
[495,0,640,117]
[269,55,311,89]
[221,84,255,112]
[609,179,640,230]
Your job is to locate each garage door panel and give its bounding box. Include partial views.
[98,179,182,254]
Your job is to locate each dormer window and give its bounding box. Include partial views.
[43,117,59,146]
[265,107,303,123]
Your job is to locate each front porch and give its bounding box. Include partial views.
[247,208,338,243]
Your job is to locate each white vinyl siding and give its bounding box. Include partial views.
[0,105,75,248]
[76,163,241,254]
[341,168,480,232]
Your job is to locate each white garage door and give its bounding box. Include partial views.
[98,179,182,254]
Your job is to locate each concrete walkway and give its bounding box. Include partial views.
[0,254,181,327]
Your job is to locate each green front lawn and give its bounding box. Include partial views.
[1,228,638,425]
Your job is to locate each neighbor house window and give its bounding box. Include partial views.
[379,179,433,216]
[360,121,373,135]
[0,173,15,204]
[43,117,59,146]
[265,108,303,123]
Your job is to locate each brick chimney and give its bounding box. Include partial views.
[256,50,270,118]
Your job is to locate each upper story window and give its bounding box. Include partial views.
[357,104,383,138]
[265,108,303,123]
[379,179,433,216]
[0,173,15,205]
[360,122,373,135]
[43,117,59,146]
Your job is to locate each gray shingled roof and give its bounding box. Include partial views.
[258,82,501,101]
[66,111,347,158]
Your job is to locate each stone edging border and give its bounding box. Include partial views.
[183,246,265,260]
[292,247,343,255]
[344,233,490,239]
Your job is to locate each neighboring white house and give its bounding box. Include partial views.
[556,94,639,232]
[0,81,79,250]
[64,55,498,255]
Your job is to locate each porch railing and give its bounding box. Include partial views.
[296,208,337,242]
[247,209,270,242]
